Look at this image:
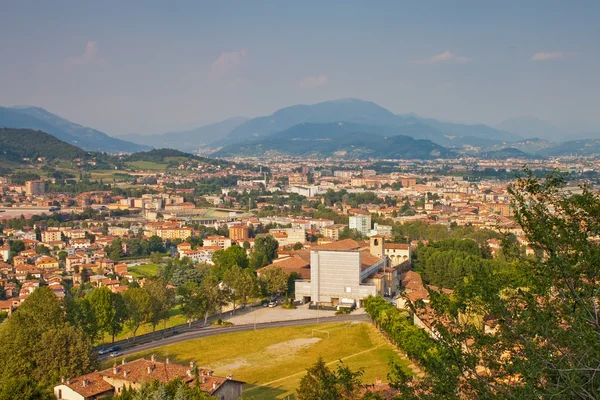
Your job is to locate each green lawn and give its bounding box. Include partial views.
[125,161,168,170]
[114,322,411,399]
[128,263,160,278]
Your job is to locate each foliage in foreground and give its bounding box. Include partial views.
[366,170,600,399]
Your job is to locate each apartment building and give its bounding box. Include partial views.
[349,214,371,237]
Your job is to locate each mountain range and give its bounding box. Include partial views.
[0,106,149,153]
[117,117,249,152]
[215,98,519,148]
[2,99,600,159]
[214,122,454,159]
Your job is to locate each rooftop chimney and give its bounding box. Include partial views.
[151,353,157,362]
[186,369,193,378]
[61,376,65,384]
[123,370,129,378]
[190,361,195,369]
[82,379,88,387]
[147,366,153,375]
[66,378,71,385]
[121,358,126,365]
[213,381,219,389]
[113,365,118,375]
[375,376,382,385]
[165,357,170,364]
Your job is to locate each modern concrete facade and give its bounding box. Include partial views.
[349,214,371,236]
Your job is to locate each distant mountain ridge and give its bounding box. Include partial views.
[118,117,249,151]
[218,98,519,147]
[0,106,149,153]
[214,122,454,159]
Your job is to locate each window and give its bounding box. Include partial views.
[346,286,352,293]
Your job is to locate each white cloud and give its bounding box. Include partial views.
[66,41,104,66]
[410,50,470,65]
[297,74,329,90]
[212,49,248,72]
[531,51,571,61]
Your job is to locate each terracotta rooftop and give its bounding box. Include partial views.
[63,372,114,398]
[260,256,311,279]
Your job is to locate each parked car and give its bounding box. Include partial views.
[110,351,122,358]
[98,348,111,355]
[268,300,277,308]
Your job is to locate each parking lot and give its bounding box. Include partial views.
[226,302,364,325]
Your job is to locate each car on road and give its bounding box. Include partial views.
[268,300,277,308]
[110,351,122,358]
[99,345,121,355]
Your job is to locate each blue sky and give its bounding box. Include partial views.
[0,1,598,134]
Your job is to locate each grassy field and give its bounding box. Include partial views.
[114,321,410,399]
[125,161,168,170]
[128,263,160,278]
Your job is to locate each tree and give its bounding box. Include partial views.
[370,170,600,399]
[297,357,364,400]
[250,234,279,269]
[123,288,152,340]
[0,287,95,387]
[9,240,24,254]
[199,275,225,324]
[34,245,50,256]
[259,266,288,297]
[57,250,68,261]
[64,296,99,343]
[147,235,166,253]
[86,287,127,343]
[150,251,163,265]
[222,266,257,312]
[144,278,174,332]
[212,245,248,277]
[177,282,206,327]
[0,378,54,400]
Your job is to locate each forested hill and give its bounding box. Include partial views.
[0,128,88,162]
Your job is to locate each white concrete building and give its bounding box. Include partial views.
[349,214,371,236]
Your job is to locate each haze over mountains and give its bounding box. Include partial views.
[0,106,149,153]
[2,98,600,159]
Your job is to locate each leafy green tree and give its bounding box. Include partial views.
[259,266,288,297]
[297,357,364,400]
[123,288,152,340]
[57,250,68,261]
[64,296,99,342]
[86,287,127,343]
[368,170,600,399]
[222,265,257,312]
[0,287,95,387]
[0,378,54,400]
[144,278,175,332]
[9,240,24,254]
[212,245,248,277]
[147,236,166,253]
[177,282,206,327]
[199,275,226,324]
[250,234,279,269]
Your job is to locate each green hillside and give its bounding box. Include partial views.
[0,128,87,162]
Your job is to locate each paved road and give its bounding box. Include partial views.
[99,313,370,362]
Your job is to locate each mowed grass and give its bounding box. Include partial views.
[126,161,167,170]
[118,322,411,399]
[128,263,160,278]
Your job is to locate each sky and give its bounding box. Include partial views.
[0,1,599,135]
